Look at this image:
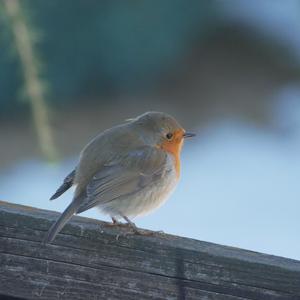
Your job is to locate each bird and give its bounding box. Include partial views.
[44,111,195,244]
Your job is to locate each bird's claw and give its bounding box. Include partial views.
[105,216,166,240]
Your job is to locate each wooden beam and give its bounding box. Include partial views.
[0,200,300,300]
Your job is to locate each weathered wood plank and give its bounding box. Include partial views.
[0,201,300,300]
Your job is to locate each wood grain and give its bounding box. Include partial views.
[0,200,300,300]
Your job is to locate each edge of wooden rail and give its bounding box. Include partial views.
[1,199,300,271]
[1,200,300,300]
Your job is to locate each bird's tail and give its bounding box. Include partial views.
[43,197,82,244]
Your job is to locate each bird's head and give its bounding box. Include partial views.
[130,111,195,157]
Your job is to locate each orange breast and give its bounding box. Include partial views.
[159,130,184,178]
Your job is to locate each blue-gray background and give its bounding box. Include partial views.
[1,0,300,260]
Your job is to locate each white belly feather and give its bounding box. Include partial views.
[98,154,178,219]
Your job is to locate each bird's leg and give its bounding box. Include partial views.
[111,217,121,225]
[112,215,137,240]
[103,216,123,227]
[122,215,160,236]
[122,215,139,232]
[112,215,163,239]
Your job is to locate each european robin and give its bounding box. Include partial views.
[44,111,195,243]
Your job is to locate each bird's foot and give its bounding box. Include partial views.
[112,215,167,240]
[104,217,129,227]
[117,222,165,240]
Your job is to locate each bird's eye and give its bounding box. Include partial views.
[166,132,173,140]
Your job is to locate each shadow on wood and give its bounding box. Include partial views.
[0,200,300,300]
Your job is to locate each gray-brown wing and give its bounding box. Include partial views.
[76,147,169,214]
[50,169,76,200]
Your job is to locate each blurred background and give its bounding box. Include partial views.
[1,0,300,259]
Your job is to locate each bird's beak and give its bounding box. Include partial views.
[183,132,196,138]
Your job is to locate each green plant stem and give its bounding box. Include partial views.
[3,0,58,161]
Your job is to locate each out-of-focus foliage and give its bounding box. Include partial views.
[0,0,216,114]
